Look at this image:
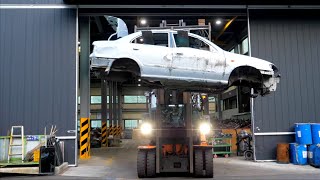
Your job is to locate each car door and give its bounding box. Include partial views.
[128,31,173,79]
[172,32,226,82]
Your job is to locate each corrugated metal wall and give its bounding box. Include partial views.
[0,8,77,163]
[249,10,320,160]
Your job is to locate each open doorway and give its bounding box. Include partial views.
[76,10,253,178]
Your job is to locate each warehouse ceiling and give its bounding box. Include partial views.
[89,15,247,50]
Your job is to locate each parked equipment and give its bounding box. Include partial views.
[236,130,253,160]
[212,132,232,158]
[137,90,213,178]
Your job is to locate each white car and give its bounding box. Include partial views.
[90,30,280,95]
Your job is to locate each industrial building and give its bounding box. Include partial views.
[1,0,320,178]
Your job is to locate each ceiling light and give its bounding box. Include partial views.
[140,19,147,25]
[215,20,222,25]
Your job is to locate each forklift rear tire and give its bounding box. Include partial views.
[244,150,254,160]
[205,149,214,178]
[146,150,156,177]
[194,149,203,177]
[137,150,147,178]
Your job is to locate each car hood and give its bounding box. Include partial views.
[224,52,274,71]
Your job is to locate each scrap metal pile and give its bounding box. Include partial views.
[214,119,251,129]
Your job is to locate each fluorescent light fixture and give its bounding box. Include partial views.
[215,19,222,25]
[140,19,147,25]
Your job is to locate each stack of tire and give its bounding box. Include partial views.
[290,123,320,167]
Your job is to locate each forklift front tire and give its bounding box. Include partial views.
[205,149,214,178]
[137,150,147,178]
[146,150,156,177]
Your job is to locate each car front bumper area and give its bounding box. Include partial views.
[263,75,280,92]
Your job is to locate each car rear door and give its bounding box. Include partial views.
[172,32,226,82]
[128,31,173,79]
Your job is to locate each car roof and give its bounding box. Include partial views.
[117,29,187,42]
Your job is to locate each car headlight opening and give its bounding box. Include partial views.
[141,123,153,135]
[199,123,211,135]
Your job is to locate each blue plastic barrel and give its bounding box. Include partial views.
[311,123,320,144]
[308,144,316,165]
[313,145,320,167]
[289,143,308,165]
[295,123,312,144]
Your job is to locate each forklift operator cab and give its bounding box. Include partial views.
[137,89,213,178]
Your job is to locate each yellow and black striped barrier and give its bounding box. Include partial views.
[80,118,90,159]
[101,122,107,146]
[108,125,122,137]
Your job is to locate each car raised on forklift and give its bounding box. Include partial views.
[90,29,280,96]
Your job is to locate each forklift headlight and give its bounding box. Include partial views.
[141,123,153,135]
[199,123,211,135]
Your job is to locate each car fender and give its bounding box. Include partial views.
[224,52,274,76]
[109,55,144,74]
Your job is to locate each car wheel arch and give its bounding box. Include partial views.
[110,57,141,76]
[228,65,263,88]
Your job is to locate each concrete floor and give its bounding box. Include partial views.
[2,139,320,179]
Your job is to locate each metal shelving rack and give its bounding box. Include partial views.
[212,137,232,158]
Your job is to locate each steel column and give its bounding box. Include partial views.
[113,81,117,126]
[183,92,193,173]
[101,72,108,125]
[79,16,90,122]
[108,81,113,126]
[118,86,123,128]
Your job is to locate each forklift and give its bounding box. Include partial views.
[137,89,213,178]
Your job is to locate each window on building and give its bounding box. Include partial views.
[124,120,139,129]
[78,96,110,104]
[124,95,147,103]
[91,119,102,128]
[91,96,101,104]
[208,96,216,103]
[223,96,237,110]
[241,37,249,55]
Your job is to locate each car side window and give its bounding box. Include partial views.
[189,36,210,51]
[131,32,169,47]
[174,34,211,51]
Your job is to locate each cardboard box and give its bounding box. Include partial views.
[198,19,206,26]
